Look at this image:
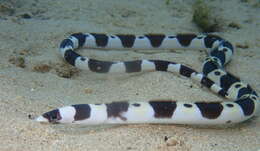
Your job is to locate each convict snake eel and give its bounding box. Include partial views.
[36,33,259,125]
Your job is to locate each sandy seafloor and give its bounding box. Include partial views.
[0,0,259,150]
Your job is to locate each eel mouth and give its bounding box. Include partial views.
[35,115,49,123]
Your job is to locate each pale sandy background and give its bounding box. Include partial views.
[0,0,259,151]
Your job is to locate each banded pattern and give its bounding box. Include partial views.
[36,33,259,125]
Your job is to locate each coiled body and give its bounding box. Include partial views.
[36,33,259,125]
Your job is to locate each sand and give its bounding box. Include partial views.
[0,0,259,150]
